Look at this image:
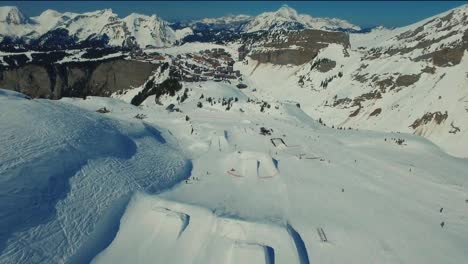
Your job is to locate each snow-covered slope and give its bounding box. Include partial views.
[0,89,191,263]
[241,4,468,158]
[1,4,468,262]
[241,5,360,32]
[1,70,468,263]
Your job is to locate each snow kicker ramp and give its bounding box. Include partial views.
[0,90,192,263]
[92,193,309,264]
[225,151,279,179]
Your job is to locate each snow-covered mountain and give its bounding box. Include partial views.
[241,5,360,32]
[0,6,28,24]
[0,6,35,39]
[0,5,362,49]
[185,5,360,34]
[240,3,468,158]
[0,7,179,48]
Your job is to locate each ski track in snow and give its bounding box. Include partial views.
[55,80,466,264]
[1,46,468,263]
[0,90,192,263]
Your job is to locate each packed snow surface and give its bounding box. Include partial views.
[100,81,468,264]
[1,4,468,260]
[0,89,191,263]
[2,74,467,264]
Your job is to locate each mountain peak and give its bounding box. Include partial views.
[275,5,299,19]
[242,4,359,32]
[0,6,27,25]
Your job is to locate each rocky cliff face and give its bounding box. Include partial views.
[246,29,349,65]
[0,59,157,98]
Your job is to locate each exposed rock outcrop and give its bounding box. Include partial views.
[0,59,157,98]
[410,111,448,130]
[246,29,349,65]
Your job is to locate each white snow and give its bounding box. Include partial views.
[86,79,467,264]
[242,5,360,33]
[1,3,468,264]
[0,7,177,48]
[152,42,239,57]
[1,75,468,263]
[0,6,26,24]
[197,14,252,25]
[238,4,468,158]
[174,27,193,41]
[0,89,191,263]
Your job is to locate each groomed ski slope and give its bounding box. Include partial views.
[0,89,192,263]
[1,78,468,263]
[74,81,468,263]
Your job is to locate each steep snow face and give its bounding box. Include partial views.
[122,13,176,47]
[0,6,27,25]
[242,5,360,32]
[351,4,468,56]
[0,89,191,263]
[59,9,119,41]
[96,12,178,47]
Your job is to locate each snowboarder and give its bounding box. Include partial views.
[440,207,443,213]
[440,221,445,228]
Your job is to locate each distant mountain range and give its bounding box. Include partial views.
[0,5,362,50]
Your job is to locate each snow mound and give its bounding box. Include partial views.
[0,89,191,263]
[92,193,305,264]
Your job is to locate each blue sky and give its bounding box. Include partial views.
[4,1,466,27]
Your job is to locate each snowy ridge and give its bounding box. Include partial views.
[0,4,362,48]
[241,5,360,33]
[350,3,468,55]
[197,14,252,25]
